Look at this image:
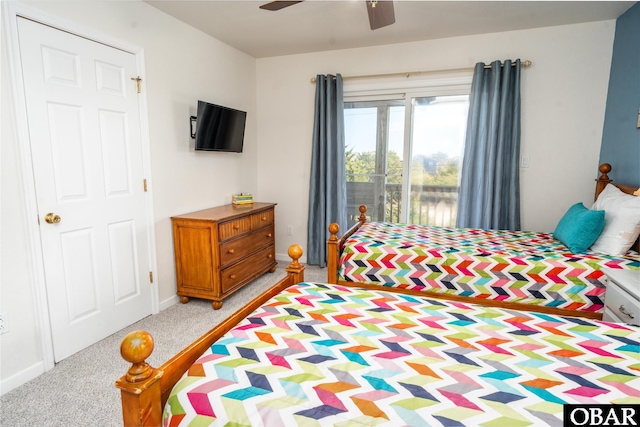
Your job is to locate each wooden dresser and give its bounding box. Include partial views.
[171,202,277,309]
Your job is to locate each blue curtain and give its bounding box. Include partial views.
[456,59,522,230]
[307,74,347,267]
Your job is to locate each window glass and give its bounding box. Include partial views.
[344,93,468,226]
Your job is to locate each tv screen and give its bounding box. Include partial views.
[194,101,246,153]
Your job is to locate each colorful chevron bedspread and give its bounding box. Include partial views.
[163,282,640,427]
[339,222,640,313]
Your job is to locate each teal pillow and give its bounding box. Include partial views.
[553,203,605,253]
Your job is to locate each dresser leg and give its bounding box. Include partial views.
[212,300,223,310]
[179,296,190,304]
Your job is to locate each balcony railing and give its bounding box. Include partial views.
[347,181,458,227]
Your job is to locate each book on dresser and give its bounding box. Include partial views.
[171,202,277,309]
[232,193,254,205]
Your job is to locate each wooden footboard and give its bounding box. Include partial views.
[115,244,305,427]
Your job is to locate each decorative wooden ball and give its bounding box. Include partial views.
[120,330,155,382]
[328,223,340,235]
[288,244,303,262]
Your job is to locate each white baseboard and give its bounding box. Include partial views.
[159,294,179,311]
[0,361,45,396]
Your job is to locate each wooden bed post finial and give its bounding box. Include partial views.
[328,222,340,241]
[286,244,305,283]
[598,163,612,179]
[116,330,164,427]
[358,205,367,222]
[595,163,613,201]
[121,330,156,382]
[287,244,303,269]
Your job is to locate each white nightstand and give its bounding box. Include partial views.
[602,268,640,325]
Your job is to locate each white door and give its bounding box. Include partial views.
[17,17,152,361]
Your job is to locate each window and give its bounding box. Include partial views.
[344,86,469,226]
[344,100,404,223]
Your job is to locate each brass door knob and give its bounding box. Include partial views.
[44,213,61,224]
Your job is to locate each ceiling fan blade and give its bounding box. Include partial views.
[365,0,395,30]
[259,1,304,11]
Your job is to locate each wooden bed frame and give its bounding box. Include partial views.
[116,163,638,426]
[115,244,305,427]
[327,163,640,320]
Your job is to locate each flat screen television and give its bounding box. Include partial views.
[194,100,246,153]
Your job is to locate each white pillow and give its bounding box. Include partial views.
[590,183,640,256]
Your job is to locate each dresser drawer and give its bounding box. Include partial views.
[603,308,624,323]
[220,244,275,293]
[219,224,275,266]
[218,217,251,241]
[251,209,274,229]
[605,280,640,325]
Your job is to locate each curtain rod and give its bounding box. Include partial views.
[310,60,532,83]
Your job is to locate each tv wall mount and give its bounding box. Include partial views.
[190,116,197,139]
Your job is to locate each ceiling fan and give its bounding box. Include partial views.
[259,0,396,31]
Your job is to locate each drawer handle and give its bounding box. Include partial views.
[619,305,635,319]
[261,216,267,221]
[268,254,273,258]
[267,233,272,238]
[228,249,235,254]
[229,274,237,280]
[233,225,240,230]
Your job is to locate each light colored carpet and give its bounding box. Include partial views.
[0,265,327,427]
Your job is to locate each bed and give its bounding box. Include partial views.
[327,163,640,320]
[116,245,640,426]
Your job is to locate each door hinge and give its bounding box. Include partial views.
[149,271,153,283]
[131,76,142,94]
[143,179,147,192]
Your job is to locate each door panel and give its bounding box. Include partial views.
[60,227,99,322]
[99,110,132,195]
[17,17,152,361]
[95,60,126,96]
[42,45,81,88]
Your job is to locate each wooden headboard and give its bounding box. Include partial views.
[594,163,640,253]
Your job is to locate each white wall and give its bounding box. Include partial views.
[257,20,616,258]
[1,0,257,392]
